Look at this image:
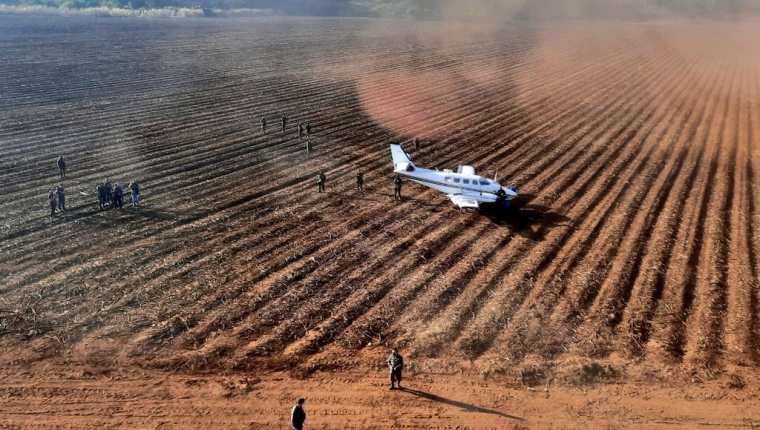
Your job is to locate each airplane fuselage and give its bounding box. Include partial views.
[390,144,517,209]
[398,167,502,204]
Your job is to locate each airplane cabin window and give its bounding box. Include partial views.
[453,178,461,184]
[463,179,470,185]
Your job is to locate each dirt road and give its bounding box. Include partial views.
[0,363,758,429]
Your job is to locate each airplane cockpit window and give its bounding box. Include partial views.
[479,180,490,185]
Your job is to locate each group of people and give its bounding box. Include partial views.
[48,156,142,218]
[290,349,404,429]
[96,179,140,210]
[261,114,312,137]
[314,171,404,200]
[261,114,316,155]
[49,156,67,218]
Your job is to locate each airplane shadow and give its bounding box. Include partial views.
[400,388,525,421]
[480,193,572,241]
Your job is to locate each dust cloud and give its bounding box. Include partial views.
[343,0,760,142]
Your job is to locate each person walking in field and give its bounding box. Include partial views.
[281,114,288,132]
[387,349,404,390]
[393,174,403,201]
[261,117,267,133]
[48,188,58,219]
[56,185,66,212]
[316,172,326,193]
[305,137,312,155]
[291,398,306,430]
[57,156,66,180]
[129,180,140,207]
[356,172,364,193]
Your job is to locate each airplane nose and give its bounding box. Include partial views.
[501,186,518,199]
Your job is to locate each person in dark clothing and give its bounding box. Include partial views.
[104,179,113,207]
[291,398,306,430]
[57,156,66,180]
[413,138,419,151]
[129,181,140,206]
[393,174,403,201]
[96,184,104,209]
[356,172,364,193]
[316,172,326,193]
[56,185,65,212]
[305,122,312,136]
[281,114,287,132]
[298,122,304,138]
[113,183,124,209]
[261,117,267,133]
[48,188,57,219]
[387,349,404,390]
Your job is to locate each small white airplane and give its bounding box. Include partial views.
[390,144,518,210]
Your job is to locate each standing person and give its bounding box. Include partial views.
[281,114,288,132]
[393,174,403,201]
[316,172,326,193]
[305,137,312,155]
[113,183,124,209]
[48,188,57,219]
[56,185,66,212]
[387,349,404,390]
[261,117,267,133]
[129,180,140,207]
[298,122,304,138]
[291,398,306,430]
[413,138,419,151]
[56,156,66,180]
[96,184,104,209]
[305,122,312,136]
[104,178,113,207]
[356,172,364,193]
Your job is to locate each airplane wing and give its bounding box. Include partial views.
[448,194,480,209]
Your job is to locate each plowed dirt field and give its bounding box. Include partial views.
[1,14,758,403]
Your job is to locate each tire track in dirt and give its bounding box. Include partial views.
[477,57,705,364]
[682,67,742,369]
[573,64,734,360]
[722,69,756,366]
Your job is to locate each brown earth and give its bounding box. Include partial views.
[0,15,759,427]
[0,362,759,429]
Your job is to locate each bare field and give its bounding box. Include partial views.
[0,15,758,388]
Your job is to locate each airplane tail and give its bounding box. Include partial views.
[390,144,415,173]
